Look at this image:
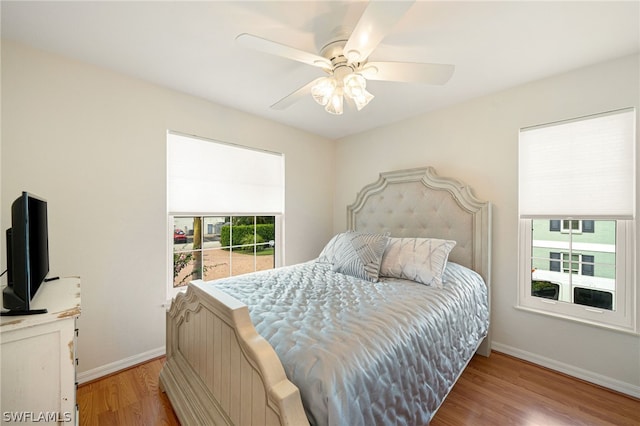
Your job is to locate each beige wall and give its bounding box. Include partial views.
[1,41,335,375]
[335,54,640,396]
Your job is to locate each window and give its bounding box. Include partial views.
[518,108,636,333]
[533,220,616,311]
[173,215,276,287]
[167,132,284,296]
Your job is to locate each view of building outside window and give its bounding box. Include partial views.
[530,219,616,310]
[172,215,276,287]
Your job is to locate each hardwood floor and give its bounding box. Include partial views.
[77,358,179,426]
[431,352,640,426]
[77,352,639,425]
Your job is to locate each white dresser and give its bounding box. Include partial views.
[1,277,81,425]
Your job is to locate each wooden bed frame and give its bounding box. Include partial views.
[160,167,492,425]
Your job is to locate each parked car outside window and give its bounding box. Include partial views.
[173,229,187,244]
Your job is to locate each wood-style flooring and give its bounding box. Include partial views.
[77,351,639,425]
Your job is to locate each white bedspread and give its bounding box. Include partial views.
[203,260,488,426]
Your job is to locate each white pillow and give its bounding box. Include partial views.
[379,237,456,288]
[317,232,389,282]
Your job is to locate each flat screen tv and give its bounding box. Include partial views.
[2,192,49,315]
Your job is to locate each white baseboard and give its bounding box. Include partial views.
[77,346,166,384]
[491,341,640,399]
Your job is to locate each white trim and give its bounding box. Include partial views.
[491,341,640,399]
[76,346,165,384]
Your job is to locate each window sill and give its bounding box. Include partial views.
[514,304,639,336]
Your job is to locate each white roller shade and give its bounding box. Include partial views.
[167,132,284,214]
[519,108,635,219]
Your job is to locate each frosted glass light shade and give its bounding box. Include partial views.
[344,73,373,110]
[519,108,635,219]
[352,89,374,111]
[311,77,336,106]
[343,73,367,98]
[325,87,344,115]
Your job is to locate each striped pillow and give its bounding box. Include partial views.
[328,232,389,282]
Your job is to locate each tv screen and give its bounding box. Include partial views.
[2,192,49,314]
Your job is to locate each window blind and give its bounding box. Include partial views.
[519,108,635,219]
[167,132,284,214]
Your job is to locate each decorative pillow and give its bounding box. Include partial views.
[317,232,389,282]
[316,232,349,264]
[379,237,456,288]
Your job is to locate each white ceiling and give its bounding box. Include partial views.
[2,1,639,140]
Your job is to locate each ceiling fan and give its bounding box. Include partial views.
[236,0,454,115]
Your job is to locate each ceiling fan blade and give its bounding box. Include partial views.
[270,78,322,110]
[343,0,415,63]
[236,33,332,70]
[361,62,455,85]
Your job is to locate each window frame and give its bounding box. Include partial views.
[518,108,636,334]
[518,218,636,333]
[166,131,285,301]
[167,214,283,299]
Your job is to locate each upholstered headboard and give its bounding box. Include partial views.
[347,167,491,283]
[347,167,492,355]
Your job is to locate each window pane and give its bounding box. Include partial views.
[255,241,275,272]
[531,219,617,309]
[531,219,572,303]
[172,214,277,286]
[173,251,199,287]
[203,216,226,249]
[173,217,193,252]
[231,247,256,276]
[203,248,230,281]
[232,216,256,248]
[257,215,276,248]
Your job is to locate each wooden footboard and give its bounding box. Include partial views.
[159,280,308,426]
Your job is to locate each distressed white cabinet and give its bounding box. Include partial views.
[1,277,81,425]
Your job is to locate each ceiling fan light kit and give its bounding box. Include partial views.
[237,0,454,115]
[311,68,374,115]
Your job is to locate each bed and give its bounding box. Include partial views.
[159,166,492,425]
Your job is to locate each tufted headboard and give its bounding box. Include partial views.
[347,167,491,282]
[347,167,492,354]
